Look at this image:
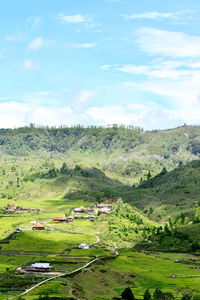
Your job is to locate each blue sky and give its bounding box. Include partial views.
[0,0,200,129]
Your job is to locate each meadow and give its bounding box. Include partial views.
[0,125,199,298]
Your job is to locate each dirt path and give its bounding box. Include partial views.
[5,256,101,300]
[3,233,118,300]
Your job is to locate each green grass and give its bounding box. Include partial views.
[1,231,96,253]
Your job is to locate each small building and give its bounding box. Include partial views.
[66,216,74,221]
[25,263,52,272]
[19,207,30,211]
[52,217,68,223]
[85,215,96,220]
[15,228,23,233]
[86,207,94,213]
[73,206,86,213]
[96,203,112,209]
[78,243,89,249]
[74,215,83,219]
[7,203,16,212]
[99,207,112,214]
[32,224,46,230]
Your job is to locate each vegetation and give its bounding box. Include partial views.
[0,124,199,298]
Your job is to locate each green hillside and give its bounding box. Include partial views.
[130,160,200,222]
[0,125,199,299]
[0,124,199,183]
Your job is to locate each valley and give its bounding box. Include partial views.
[0,125,199,299]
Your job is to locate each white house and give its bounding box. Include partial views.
[78,243,89,249]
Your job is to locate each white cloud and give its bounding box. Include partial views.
[56,13,86,24]
[27,16,42,30]
[69,42,97,48]
[27,37,54,51]
[27,37,44,51]
[137,27,200,58]
[101,65,113,70]
[123,11,191,21]
[107,61,197,80]
[103,59,200,121]
[5,33,25,42]
[0,96,198,129]
[86,104,184,129]
[24,59,38,71]
[77,90,97,103]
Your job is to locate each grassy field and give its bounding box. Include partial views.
[1,230,96,253]
[15,250,200,300]
[0,126,199,298]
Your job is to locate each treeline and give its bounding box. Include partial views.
[16,288,200,300]
[135,223,200,253]
[114,287,200,300]
[0,125,144,155]
[0,124,199,157]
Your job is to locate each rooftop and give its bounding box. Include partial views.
[28,263,51,269]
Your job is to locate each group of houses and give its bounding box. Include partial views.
[52,214,96,223]
[73,203,112,215]
[6,203,38,213]
[52,203,112,224]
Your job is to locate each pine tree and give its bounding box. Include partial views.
[147,171,152,180]
[121,287,135,300]
[144,288,152,300]
[153,288,164,300]
[181,294,192,300]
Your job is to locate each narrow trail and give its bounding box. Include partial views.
[4,234,118,300]
[90,234,100,246]
[5,257,101,300]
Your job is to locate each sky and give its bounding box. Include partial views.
[0,0,200,129]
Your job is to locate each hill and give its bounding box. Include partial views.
[0,124,199,185]
[130,160,200,222]
[0,125,199,298]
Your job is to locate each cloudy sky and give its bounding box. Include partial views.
[0,0,200,129]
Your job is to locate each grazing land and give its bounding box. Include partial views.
[0,125,199,299]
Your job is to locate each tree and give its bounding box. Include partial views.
[147,172,152,180]
[178,161,183,168]
[60,162,68,174]
[121,287,135,300]
[153,288,164,300]
[181,294,192,300]
[144,289,151,300]
[160,167,167,175]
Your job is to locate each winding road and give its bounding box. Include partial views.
[4,234,118,300]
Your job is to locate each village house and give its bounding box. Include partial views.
[98,207,112,214]
[74,215,83,219]
[52,217,68,223]
[25,263,52,272]
[66,216,74,222]
[6,203,16,212]
[15,228,23,233]
[6,203,38,213]
[84,215,96,220]
[19,207,30,211]
[86,207,94,213]
[32,224,47,230]
[96,203,112,209]
[78,243,89,249]
[73,206,87,213]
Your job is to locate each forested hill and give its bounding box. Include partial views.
[0,124,199,158]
